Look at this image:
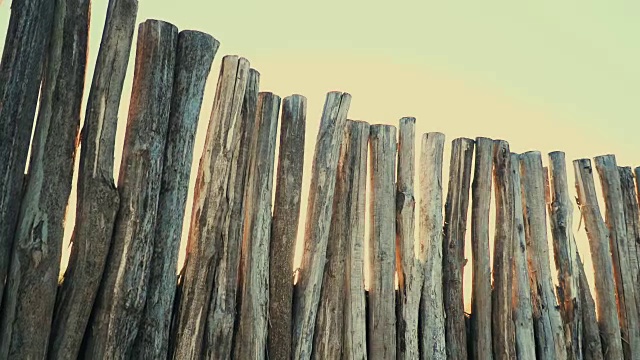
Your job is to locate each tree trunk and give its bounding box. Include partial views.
[576,252,604,360]
[619,167,640,318]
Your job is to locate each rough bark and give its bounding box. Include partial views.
[291,92,351,360]
[0,0,88,357]
[49,1,137,357]
[573,159,623,359]
[620,167,640,318]
[82,20,178,359]
[443,137,474,360]
[131,31,218,360]
[576,252,604,360]
[171,55,250,360]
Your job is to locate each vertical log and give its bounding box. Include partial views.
[0,0,55,304]
[491,140,515,359]
[367,124,397,360]
[292,92,351,360]
[619,167,640,317]
[171,55,250,360]
[510,153,536,360]
[573,159,623,359]
[576,252,604,360]
[470,137,494,360]
[131,31,217,359]
[0,0,88,357]
[419,132,447,360]
[519,151,567,360]
[593,155,640,358]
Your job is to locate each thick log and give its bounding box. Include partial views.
[291,91,351,360]
[594,155,640,358]
[0,0,55,304]
[0,0,88,357]
[577,252,604,360]
[491,140,515,360]
[49,1,136,357]
[395,117,420,360]
[367,124,397,360]
[510,153,536,360]
[131,31,217,359]
[82,20,178,359]
[519,151,567,360]
[573,159,623,359]
[419,132,447,360]
[619,167,640,318]
[171,55,250,359]
[470,137,494,360]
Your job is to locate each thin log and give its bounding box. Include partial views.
[171,55,250,359]
[0,0,55,304]
[470,137,494,360]
[573,158,623,359]
[0,0,88,357]
[367,124,397,360]
[268,95,306,360]
[619,167,640,318]
[577,252,604,360]
[82,20,178,359]
[419,132,447,360]
[49,1,137,357]
[131,30,217,359]
[594,155,640,359]
[510,153,536,360]
[519,151,567,360]
[395,117,420,360]
[443,137,474,360]
[491,140,515,360]
[292,91,351,360]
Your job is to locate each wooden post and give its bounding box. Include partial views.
[443,137,474,360]
[0,0,88,357]
[594,155,640,358]
[519,151,567,360]
[131,30,218,359]
[395,117,420,360]
[510,153,536,360]
[419,132,447,360]
[577,252,604,360]
[49,1,136,357]
[618,167,640,318]
[573,158,623,359]
[0,0,55,305]
[491,140,515,360]
[200,68,260,359]
[547,151,583,360]
[292,91,351,360]
[367,124,397,360]
[470,137,493,360]
[171,55,250,359]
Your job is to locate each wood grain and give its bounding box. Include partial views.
[620,167,640,319]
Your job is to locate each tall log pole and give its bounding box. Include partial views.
[619,167,640,318]
[577,252,604,360]
[443,137,474,360]
[292,91,351,360]
[573,159,623,359]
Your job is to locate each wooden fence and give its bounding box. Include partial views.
[1,1,640,359]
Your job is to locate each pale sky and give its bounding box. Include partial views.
[1,0,639,309]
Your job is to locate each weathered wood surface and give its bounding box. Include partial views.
[367,124,397,360]
[519,151,567,360]
[443,137,474,360]
[132,30,217,359]
[395,117,420,360]
[49,1,137,357]
[313,120,368,359]
[491,140,515,360]
[419,132,447,360]
[201,68,259,360]
[0,0,55,305]
[547,151,583,360]
[83,20,178,359]
[269,94,306,360]
[510,153,536,360]
[470,137,494,360]
[234,92,281,360]
[594,155,640,359]
[577,252,604,360]
[573,158,623,359]
[0,0,88,357]
[292,91,351,360]
[171,55,250,360]
[620,167,640,317]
